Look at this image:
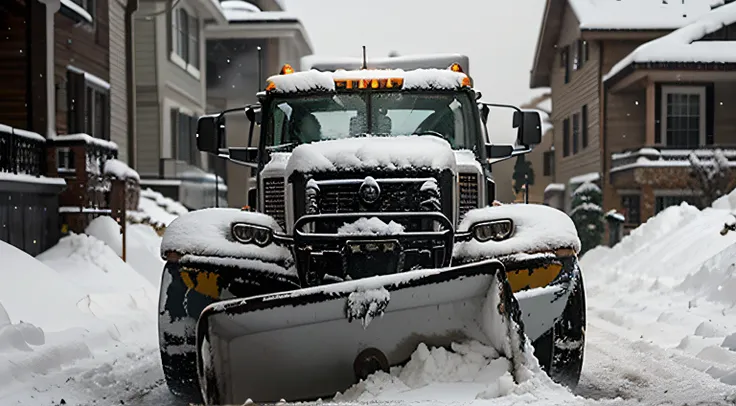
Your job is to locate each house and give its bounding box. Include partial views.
[0,0,138,255]
[205,0,314,209]
[529,0,736,232]
[132,0,229,210]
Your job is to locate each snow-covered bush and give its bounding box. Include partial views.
[688,149,735,208]
[569,181,604,255]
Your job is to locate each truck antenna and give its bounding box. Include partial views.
[361,46,367,70]
[257,46,263,86]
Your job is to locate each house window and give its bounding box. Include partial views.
[572,113,580,154]
[655,195,701,213]
[66,68,110,140]
[171,108,199,166]
[563,117,570,157]
[661,86,706,148]
[582,40,589,62]
[581,104,588,148]
[543,151,554,177]
[57,147,75,174]
[621,194,641,224]
[561,46,570,84]
[572,41,579,71]
[171,7,200,73]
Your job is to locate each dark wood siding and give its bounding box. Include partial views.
[54,1,110,135]
[0,1,30,130]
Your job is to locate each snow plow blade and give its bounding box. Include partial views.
[195,259,526,405]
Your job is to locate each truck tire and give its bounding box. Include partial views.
[533,273,586,389]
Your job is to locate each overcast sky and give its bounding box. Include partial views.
[280,0,549,107]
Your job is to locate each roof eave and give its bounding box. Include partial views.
[205,20,314,56]
[604,61,736,87]
[198,0,228,25]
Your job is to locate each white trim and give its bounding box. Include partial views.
[60,0,93,24]
[660,85,707,147]
[170,51,187,70]
[67,65,111,90]
[186,64,201,80]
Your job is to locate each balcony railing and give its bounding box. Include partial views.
[0,124,46,177]
[611,146,736,173]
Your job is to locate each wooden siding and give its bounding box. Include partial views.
[110,0,128,162]
[714,81,736,144]
[549,3,602,204]
[0,1,30,130]
[133,7,159,175]
[54,1,110,134]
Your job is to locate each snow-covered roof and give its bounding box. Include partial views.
[265,68,471,94]
[221,0,297,22]
[604,1,736,82]
[569,172,600,185]
[569,0,725,31]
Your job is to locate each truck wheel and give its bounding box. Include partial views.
[158,264,207,404]
[532,273,586,389]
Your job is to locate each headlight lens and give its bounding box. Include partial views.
[232,223,272,247]
[472,219,514,242]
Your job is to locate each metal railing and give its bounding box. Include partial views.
[0,125,46,176]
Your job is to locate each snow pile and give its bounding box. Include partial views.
[580,187,736,389]
[103,158,140,181]
[140,188,188,216]
[285,135,457,176]
[604,1,736,81]
[454,204,581,261]
[129,188,189,229]
[161,208,292,263]
[337,217,405,236]
[0,223,162,400]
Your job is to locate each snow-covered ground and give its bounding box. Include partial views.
[3,189,736,405]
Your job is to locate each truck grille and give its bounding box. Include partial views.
[263,177,286,229]
[318,181,425,213]
[459,173,478,219]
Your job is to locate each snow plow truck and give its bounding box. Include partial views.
[158,54,586,405]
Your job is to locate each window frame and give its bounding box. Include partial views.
[170,5,201,79]
[562,117,570,157]
[561,46,570,84]
[620,193,641,225]
[66,68,110,141]
[660,85,706,148]
[170,107,200,166]
[572,112,580,155]
[543,150,554,177]
[581,104,588,149]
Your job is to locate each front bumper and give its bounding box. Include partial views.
[288,212,456,286]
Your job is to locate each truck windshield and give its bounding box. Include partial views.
[267,91,476,150]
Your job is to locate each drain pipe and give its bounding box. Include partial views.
[125,0,140,168]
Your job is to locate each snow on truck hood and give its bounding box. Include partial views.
[284,135,458,176]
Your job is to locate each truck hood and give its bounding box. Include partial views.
[277,135,458,178]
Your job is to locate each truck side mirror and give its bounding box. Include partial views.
[520,111,542,147]
[196,115,221,154]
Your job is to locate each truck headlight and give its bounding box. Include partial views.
[232,223,273,247]
[471,219,514,242]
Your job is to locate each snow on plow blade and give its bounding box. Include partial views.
[195,259,526,405]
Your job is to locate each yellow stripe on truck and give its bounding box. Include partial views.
[180,269,221,299]
[506,263,563,293]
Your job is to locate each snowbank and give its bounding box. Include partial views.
[580,187,736,388]
[454,204,581,261]
[285,135,457,176]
